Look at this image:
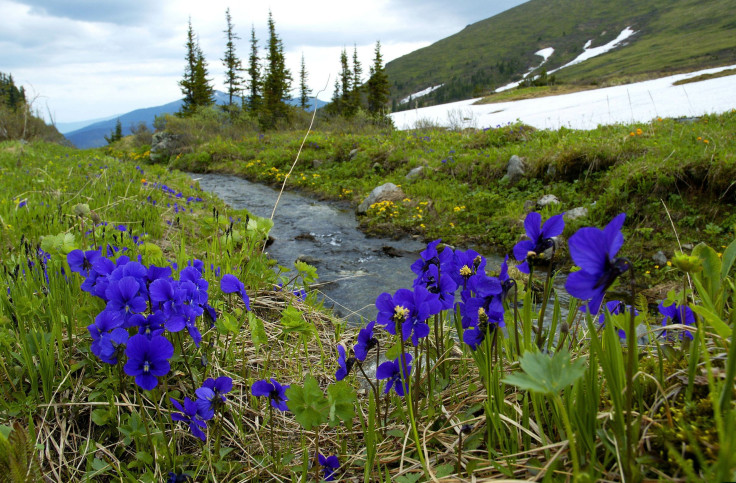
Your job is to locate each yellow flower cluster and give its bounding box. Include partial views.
[368,200,399,218]
[629,128,644,137]
[696,136,710,144]
[453,205,466,212]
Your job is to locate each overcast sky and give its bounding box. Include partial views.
[0,0,528,123]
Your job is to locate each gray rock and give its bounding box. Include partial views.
[504,155,526,184]
[348,148,359,160]
[405,166,424,180]
[652,250,668,266]
[312,159,324,169]
[296,255,321,266]
[523,200,536,213]
[546,163,557,177]
[682,243,694,250]
[150,131,182,163]
[537,194,560,207]
[357,183,406,215]
[564,207,588,220]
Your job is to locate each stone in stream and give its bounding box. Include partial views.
[357,183,406,215]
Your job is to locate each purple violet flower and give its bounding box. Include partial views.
[170,397,207,441]
[659,301,695,340]
[513,212,564,273]
[376,353,413,396]
[195,376,233,420]
[318,454,340,481]
[221,274,251,310]
[565,213,630,315]
[124,334,174,390]
[251,378,290,411]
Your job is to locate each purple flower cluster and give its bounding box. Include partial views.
[69,249,237,392]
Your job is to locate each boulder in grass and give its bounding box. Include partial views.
[150,131,182,163]
[502,155,526,185]
[405,166,424,180]
[564,207,588,220]
[357,183,406,215]
[537,194,560,207]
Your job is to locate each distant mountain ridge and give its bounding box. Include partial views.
[65,92,326,149]
[385,0,736,109]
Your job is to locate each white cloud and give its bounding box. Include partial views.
[1,0,528,122]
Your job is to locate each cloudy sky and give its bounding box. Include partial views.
[0,0,528,123]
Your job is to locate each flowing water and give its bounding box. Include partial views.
[188,173,510,325]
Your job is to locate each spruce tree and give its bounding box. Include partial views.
[367,41,390,115]
[222,8,244,108]
[192,41,215,108]
[104,118,122,144]
[178,19,198,116]
[339,48,352,107]
[298,53,312,110]
[246,25,262,112]
[262,11,292,126]
[349,45,363,115]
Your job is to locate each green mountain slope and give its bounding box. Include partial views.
[386,0,736,109]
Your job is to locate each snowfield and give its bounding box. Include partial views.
[390,64,736,131]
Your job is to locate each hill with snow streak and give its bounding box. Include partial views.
[390,65,736,131]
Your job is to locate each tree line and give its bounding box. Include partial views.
[179,9,390,128]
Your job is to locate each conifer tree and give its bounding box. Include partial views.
[246,25,262,112]
[222,8,244,108]
[178,19,198,116]
[178,19,214,116]
[367,41,390,115]
[339,48,352,106]
[104,118,122,144]
[298,53,312,110]
[349,45,363,115]
[262,11,292,126]
[192,42,215,108]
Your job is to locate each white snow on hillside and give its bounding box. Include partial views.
[390,64,736,131]
[549,27,636,74]
[495,47,556,92]
[400,84,444,105]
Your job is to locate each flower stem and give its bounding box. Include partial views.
[553,393,580,476]
[536,266,554,349]
[624,268,639,482]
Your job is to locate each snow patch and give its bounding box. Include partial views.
[549,27,636,74]
[390,64,736,131]
[400,84,444,105]
[495,47,556,92]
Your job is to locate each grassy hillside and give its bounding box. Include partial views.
[386,0,736,107]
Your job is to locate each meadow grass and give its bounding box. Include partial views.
[1,131,735,482]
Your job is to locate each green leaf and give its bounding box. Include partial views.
[690,305,731,338]
[721,237,736,280]
[384,342,402,361]
[395,473,422,483]
[692,243,722,302]
[247,312,268,349]
[284,375,329,430]
[434,464,454,478]
[280,305,315,340]
[503,350,586,395]
[221,313,240,333]
[294,260,318,284]
[90,408,112,426]
[327,380,357,427]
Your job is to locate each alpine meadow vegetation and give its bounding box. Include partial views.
[2,8,736,483]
